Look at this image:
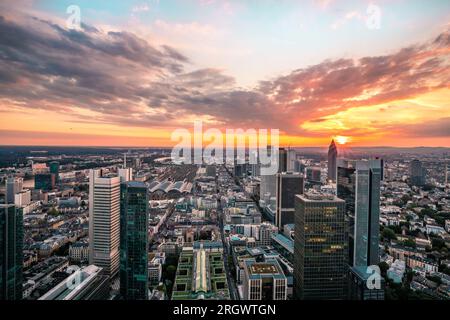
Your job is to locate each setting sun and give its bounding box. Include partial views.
[334,136,350,145]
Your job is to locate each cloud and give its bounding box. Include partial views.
[0,12,449,144]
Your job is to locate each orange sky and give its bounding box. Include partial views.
[0,2,449,148]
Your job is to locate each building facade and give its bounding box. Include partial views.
[337,159,381,267]
[242,259,287,300]
[0,204,23,300]
[294,193,348,300]
[88,170,121,278]
[120,181,149,300]
[275,172,304,230]
[327,139,338,182]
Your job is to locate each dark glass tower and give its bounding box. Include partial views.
[327,139,338,182]
[0,204,23,300]
[294,193,348,300]
[120,181,149,300]
[49,161,60,184]
[278,148,288,173]
[275,172,304,230]
[34,173,55,191]
[337,159,381,267]
[409,159,426,186]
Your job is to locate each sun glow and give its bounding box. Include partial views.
[334,136,350,145]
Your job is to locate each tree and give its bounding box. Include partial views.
[382,228,397,241]
[48,207,59,216]
[402,239,416,248]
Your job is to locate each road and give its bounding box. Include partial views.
[217,166,240,300]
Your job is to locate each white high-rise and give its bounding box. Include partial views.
[89,169,121,278]
[6,177,23,204]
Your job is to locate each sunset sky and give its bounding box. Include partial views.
[0,0,449,147]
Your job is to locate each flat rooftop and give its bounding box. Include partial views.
[250,263,278,274]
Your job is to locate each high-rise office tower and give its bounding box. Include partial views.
[119,155,133,183]
[446,162,450,185]
[120,181,149,300]
[34,173,55,191]
[0,204,23,300]
[337,159,381,267]
[275,172,304,230]
[305,167,321,183]
[409,159,426,186]
[89,170,121,278]
[278,148,288,173]
[287,148,297,172]
[294,193,347,300]
[49,161,59,183]
[118,168,133,183]
[5,177,23,204]
[327,139,338,182]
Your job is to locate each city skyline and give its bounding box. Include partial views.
[0,1,450,147]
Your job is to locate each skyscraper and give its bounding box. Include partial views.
[120,181,149,300]
[337,159,382,267]
[5,177,23,204]
[446,161,450,185]
[0,204,23,300]
[89,170,121,278]
[327,139,338,182]
[49,161,59,184]
[275,172,304,230]
[294,193,348,300]
[34,173,55,191]
[409,159,426,186]
[287,148,297,172]
[278,148,288,173]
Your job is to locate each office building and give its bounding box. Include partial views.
[348,266,385,300]
[89,170,121,278]
[118,168,133,183]
[242,259,287,300]
[327,139,338,182]
[446,162,450,185]
[120,181,149,300]
[34,173,55,191]
[294,193,348,300]
[278,148,288,173]
[5,177,23,204]
[287,148,297,172]
[275,172,304,230]
[409,159,426,186]
[0,204,23,300]
[172,242,230,300]
[305,167,321,183]
[39,265,109,300]
[14,190,31,208]
[49,161,59,183]
[337,159,381,267]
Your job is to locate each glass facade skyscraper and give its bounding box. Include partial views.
[0,204,23,300]
[327,139,338,182]
[294,193,348,300]
[120,181,149,300]
[337,159,381,267]
[275,172,304,230]
[409,159,426,186]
